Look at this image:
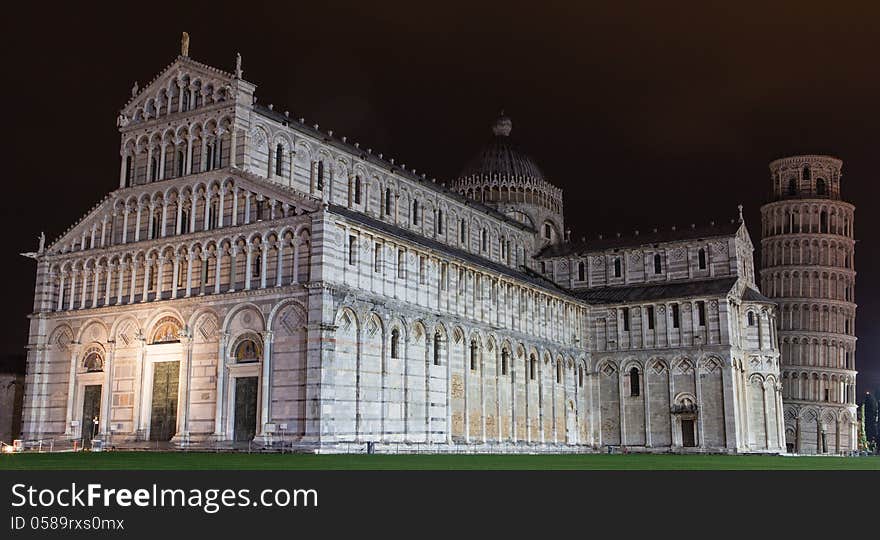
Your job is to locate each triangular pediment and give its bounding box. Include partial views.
[118,55,246,127]
[46,168,320,255]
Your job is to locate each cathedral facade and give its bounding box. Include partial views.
[21,44,792,454]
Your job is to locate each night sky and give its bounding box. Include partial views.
[5,2,878,392]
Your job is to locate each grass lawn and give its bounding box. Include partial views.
[1,452,879,470]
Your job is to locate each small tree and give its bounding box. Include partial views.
[864,392,878,450]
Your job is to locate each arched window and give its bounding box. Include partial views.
[460,219,467,244]
[151,211,161,239]
[275,144,284,177]
[578,366,584,387]
[125,155,133,186]
[578,261,585,281]
[820,211,828,233]
[385,188,393,216]
[176,151,185,177]
[150,157,159,181]
[501,348,509,375]
[252,252,261,277]
[433,331,442,366]
[354,176,362,204]
[233,338,261,363]
[181,208,190,234]
[698,248,707,270]
[544,223,552,240]
[391,328,400,359]
[816,178,826,195]
[788,178,797,196]
[412,199,419,225]
[436,209,444,232]
[83,348,104,372]
[181,90,190,112]
[529,354,537,380]
[802,166,811,182]
[653,253,662,274]
[747,311,755,326]
[469,340,478,370]
[556,362,562,384]
[614,257,622,278]
[209,200,219,229]
[316,161,324,190]
[629,367,640,396]
[481,229,488,252]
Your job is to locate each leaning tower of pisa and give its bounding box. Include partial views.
[760,155,858,454]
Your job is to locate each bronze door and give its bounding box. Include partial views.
[149,361,180,442]
[81,385,102,445]
[681,419,696,447]
[233,377,259,442]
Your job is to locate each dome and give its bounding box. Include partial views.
[457,113,545,182]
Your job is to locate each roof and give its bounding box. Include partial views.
[253,104,535,234]
[571,277,739,305]
[742,286,775,303]
[538,219,743,258]
[328,204,570,298]
[456,115,545,182]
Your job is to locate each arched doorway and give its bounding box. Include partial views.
[78,345,105,447]
[142,317,183,442]
[227,334,262,443]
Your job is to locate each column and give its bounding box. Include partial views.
[214,332,229,437]
[260,244,268,289]
[122,208,129,244]
[229,246,238,292]
[134,204,142,242]
[203,194,211,231]
[190,193,197,232]
[214,250,222,294]
[154,257,165,301]
[185,137,193,175]
[56,272,66,311]
[161,200,169,237]
[176,199,183,234]
[185,253,194,297]
[230,129,237,168]
[100,343,115,436]
[218,188,225,228]
[171,256,180,299]
[231,188,239,226]
[104,264,113,306]
[244,245,253,290]
[141,259,151,302]
[275,243,284,287]
[79,269,89,309]
[116,263,125,305]
[158,143,167,180]
[64,344,82,436]
[258,331,273,440]
[176,336,193,444]
[292,239,300,284]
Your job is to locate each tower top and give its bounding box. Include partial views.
[768,154,844,201]
[181,32,190,57]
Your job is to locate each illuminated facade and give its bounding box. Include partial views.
[20,39,786,453]
[760,155,858,453]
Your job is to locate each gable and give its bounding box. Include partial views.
[118,56,239,128]
[45,169,320,255]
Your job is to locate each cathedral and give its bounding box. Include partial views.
[19,37,856,454]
